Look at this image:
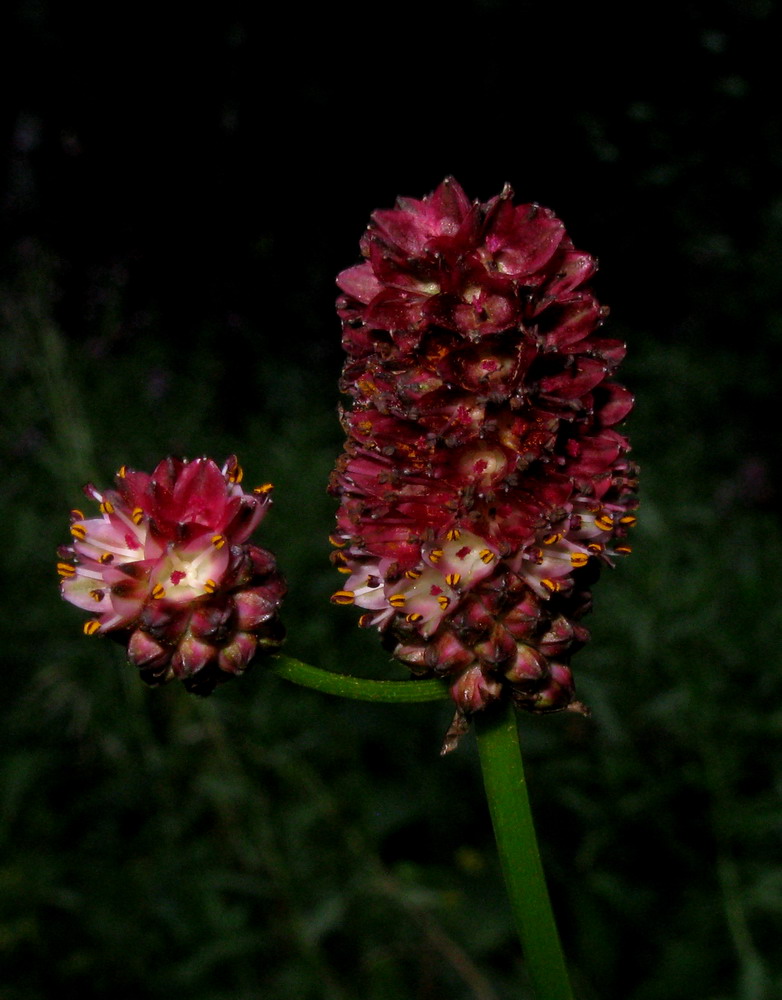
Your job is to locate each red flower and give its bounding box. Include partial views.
[58,456,286,693]
[330,179,638,748]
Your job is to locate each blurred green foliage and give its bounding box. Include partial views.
[2,1,782,997]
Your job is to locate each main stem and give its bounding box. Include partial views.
[270,654,574,997]
[474,701,574,1000]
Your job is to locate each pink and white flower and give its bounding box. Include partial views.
[58,456,286,693]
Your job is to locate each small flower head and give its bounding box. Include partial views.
[58,456,286,693]
[330,179,638,748]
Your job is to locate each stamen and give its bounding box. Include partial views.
[405,569,422,580]
[70,524,86,541]
[389,593,407,608]
[331,590,355,605]
[253,483,274,494]
[70,509,84,521]
[429,549,443,564]
[479,549,496,564]
[541,578,561,593]
[446,528,461,541]
[131,507,144,525]
[595,513,614,531]
[228,463,244,484]
[615,545,632,554]
[337,565,352,574]
[83,620,101,635]
[587,542,604,553]
[619,514,637,526]
[405,613,423,623]
[151,583,166,599]
[436,595,451,610]
[445,573,461,587]
[211,534,227,549]
[117,465,128,478]
[570,552,589,568]
[99,500,114,515]
[204,578,218,594]
[542,532,563,545]
[57,562,76,577]
[99,553,114,564]
[329,534,346,548]
[89,589,104,602]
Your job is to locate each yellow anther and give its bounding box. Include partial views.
[70,524,86,541]
[228,463,244,484]
[151,583,166,599]
[89,589,104,602]
[479,549,496,564]
[595,514,614,531]
[570,552,589,568]
[587,542,604,553]
[331,590,355,605]
[99,552,114,564]
[131,507,144,525]
[542,532,563,545]
[57,562,76,577]
[437,595,451,611]
[117,465,128,478]
[446,528,462,541]
[211,534,227,549]
[404,569,422,580]
[204,578,217,594]
[615,545,633,554]
[541,578,561,594]
[70,509,84,521]
[429,549,443,564]
[83,620,101,636]
[337,565,352,574]
[445,573,461,587]
[253,482,274,494]
[328,534,347,548]
[99,500,114,515]
[619,515,637,526]
[405,613,423,624]
[358,613,374,627]
[389,593,407,608]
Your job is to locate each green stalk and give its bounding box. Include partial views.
[270,654,573,999]
[475,701,575,1000]
[270,654,450,703]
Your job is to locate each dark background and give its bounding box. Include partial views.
[2,2,781,998]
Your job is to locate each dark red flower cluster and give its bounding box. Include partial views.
[329,178,638,748]
[59,456,286,694]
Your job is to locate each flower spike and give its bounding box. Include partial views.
[330,179,638,749]
[59,456,286,694]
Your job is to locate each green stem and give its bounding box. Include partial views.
[271,655,573,997]
[475,701,574,1000]
[269,654,450,703]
